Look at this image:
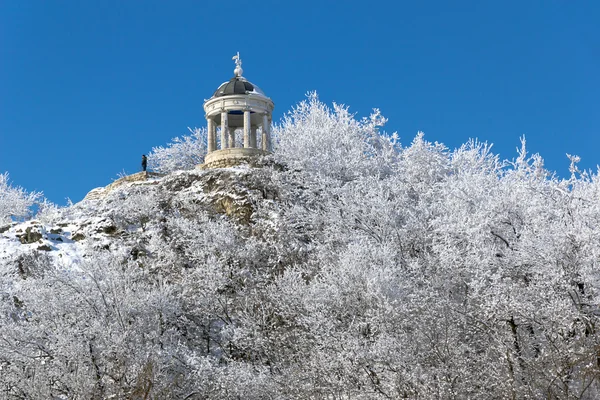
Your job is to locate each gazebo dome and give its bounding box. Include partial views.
[212,76,266,98]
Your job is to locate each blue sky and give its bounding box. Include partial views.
[1,1,598,205]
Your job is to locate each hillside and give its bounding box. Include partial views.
[2,95,600,399]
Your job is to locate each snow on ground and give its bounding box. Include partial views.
[1,166,278,290]
[0,219,87,272]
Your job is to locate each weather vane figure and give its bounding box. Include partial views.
[232,52,243,77]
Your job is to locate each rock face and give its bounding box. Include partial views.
[71,232,85,241]
[1,167,280,270]
[194,167,277,223]
[83,171,164,201]
[80,168,278,225]
[18,226,43,244]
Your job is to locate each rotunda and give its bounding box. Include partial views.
[202,53,274,168]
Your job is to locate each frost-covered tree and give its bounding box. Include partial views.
[147,127,207,173]
[3,94,600,398]
[273,92,399,183]
[0,250,194,398]
[0,172,42,224]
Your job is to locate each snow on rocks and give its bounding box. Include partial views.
[1,167,280,279]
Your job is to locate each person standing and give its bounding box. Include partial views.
[141,155,148,172]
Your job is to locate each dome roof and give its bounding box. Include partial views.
[212,76,266,98]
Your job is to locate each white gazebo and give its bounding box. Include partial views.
[202,53,274,168]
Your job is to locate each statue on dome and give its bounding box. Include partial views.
[232,52,243,77]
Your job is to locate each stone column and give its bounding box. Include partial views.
[243,110,251,148]
[262,114,270,152]
[229,127,236,148]
[213,124,218,151]
[220,111,228,150]
[250,126,257,148]
[207,117,215,153]
[268,116,272,151]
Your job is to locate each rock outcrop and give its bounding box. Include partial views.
[83,171,164,201]
[18,226,43,244]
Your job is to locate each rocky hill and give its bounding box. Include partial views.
[2,96,600,399]
[1,166,281,277]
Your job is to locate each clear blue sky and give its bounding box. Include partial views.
[1,1,598,205]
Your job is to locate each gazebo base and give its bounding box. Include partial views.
[201,148,268,169]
